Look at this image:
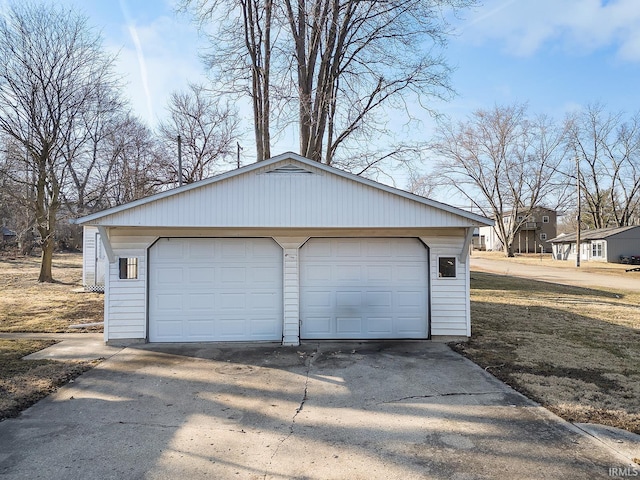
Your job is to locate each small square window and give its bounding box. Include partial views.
[540,233,547,240]
[119,257,138,279]
[438,257,456,278]
[542,215,550,223]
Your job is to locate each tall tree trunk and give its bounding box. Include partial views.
[39,234,55,282]
[34,152,59,283]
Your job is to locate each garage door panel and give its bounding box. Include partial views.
[301,238,428,340]
[249,292,279,309]
[218,319,245,337]
[369,317,393,334]
[336,317,362,334]
[250,318,280,335]
[336,291,362,307]
[305,291,332,308]
[155,267,183,285]
[154,240,184,259]
[149,238,282,342]
[396,265,425,283]
[367,240,392,257]
[397,291,424,308]
[397,317,424,334]
[220,240,246,257]
[304,240,332,256]
[187,320,215,337]
[221,266,246,283]
[186,293,215,311]
[336,265,362,282]
[155,320,182,338]
[189,241,215,259]
[188,267,215,284]
[367,265,392,282]
[304,317,332,335]
[337,241,361,256]
[155,293,182,311]
[366,291,392,307]
[252,266,280,283]
[304,264,332,281]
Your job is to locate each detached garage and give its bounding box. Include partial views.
[77,152,492,346]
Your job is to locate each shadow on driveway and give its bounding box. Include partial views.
[0,341,630,479]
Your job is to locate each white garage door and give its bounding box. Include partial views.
[300,238,428,339]
[149,238,282,342]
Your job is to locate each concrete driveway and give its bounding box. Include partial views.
[0,341,632,479]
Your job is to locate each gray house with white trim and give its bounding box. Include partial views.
[550,226,640,263]
[77,153,492,346]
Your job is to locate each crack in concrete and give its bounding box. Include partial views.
[377,391,505,404]
[263,344,318,479]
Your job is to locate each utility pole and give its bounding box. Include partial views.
[237,142,242,169]
[576,156,581,268]
[177,135,182,187]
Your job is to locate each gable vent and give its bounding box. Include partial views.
[266,163,314,174]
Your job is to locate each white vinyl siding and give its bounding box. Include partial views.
[103,234,157,341]
[273,237,309,345]
[422,234,469,337]
[88,161,477,229]
[82,226,97,287]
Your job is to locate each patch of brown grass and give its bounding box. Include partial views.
[472,250,632,276]
[453,271,640,434]
[0,339,95,420]
[0,253,103,332]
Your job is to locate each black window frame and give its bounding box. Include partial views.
[438,256,457,278]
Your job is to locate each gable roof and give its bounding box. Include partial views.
[75,152,492,229]
[1,226,15,236]
[549,226,640,243]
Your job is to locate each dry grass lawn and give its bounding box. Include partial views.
[0,253,103,420]
[0,253,103,332]
[0,339,95,420]
[472,249,632,276]
[453,270,640,434]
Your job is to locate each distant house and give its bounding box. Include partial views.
[1,226,16,244]
[471,230,486,251]
[550,226,640,263]
[478,207,557,253]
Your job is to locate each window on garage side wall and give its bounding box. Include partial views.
[438,256,456,278]
[119,257,138,279]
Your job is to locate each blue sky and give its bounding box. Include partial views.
[4,0,640,189]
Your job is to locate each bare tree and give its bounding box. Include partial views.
[60,84,125,218]
[181,0,475,171]
[158,83,239,184]
[180,0,274,161]
[101,114,168,207]
[0,3,120,281]
[567,104,640,228]
[430,104,569,256]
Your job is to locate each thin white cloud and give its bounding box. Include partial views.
[119,0,154,121]
[458,0,640,61]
